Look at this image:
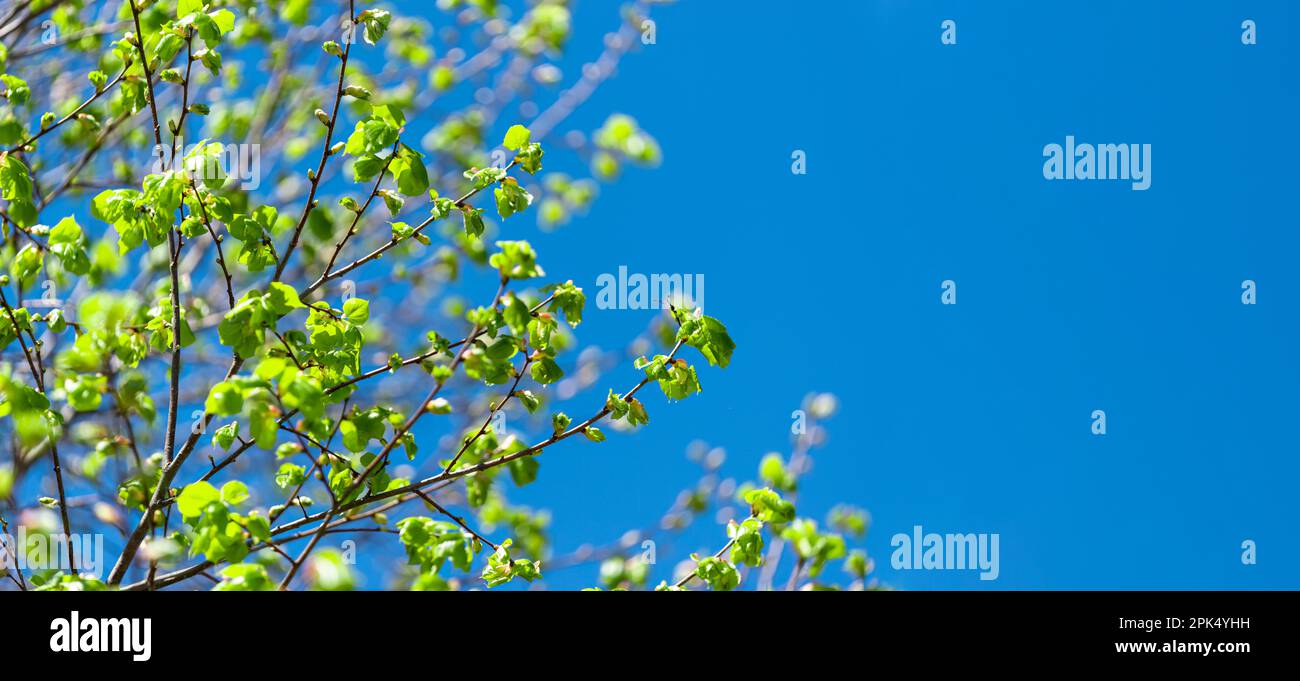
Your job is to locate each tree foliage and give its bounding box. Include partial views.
[0,0,873,591]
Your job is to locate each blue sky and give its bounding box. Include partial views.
[489,0,1300,589]
[20,0,1296,590]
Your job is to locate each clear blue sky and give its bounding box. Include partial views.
[488,0,1299,589]
[28,1,1295,590]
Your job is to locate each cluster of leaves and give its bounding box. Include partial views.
[0,0,867,594]
[174,479,269,564]
[572,393,876,592]
[395,516,481,590]
[647,480,869,592]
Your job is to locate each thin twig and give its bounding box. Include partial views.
[5,64,129,154]
[300,159,517,299]
[0,287,73,568]
[412,489,497,551]
[271,0,355,284]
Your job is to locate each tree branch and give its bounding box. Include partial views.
[412,489,497,551]
[271,0,356,284]
[0,286,74,569]
[300,159,518,299]
[276,275,509,589]
[5,63,129,154]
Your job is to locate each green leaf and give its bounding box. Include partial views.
[425,397,452,414]
[728,518,765,567]
[502,295,531,335]
[358,8,392,45]
[198,48,223,76]
[391,145,429,196]
[10,245,42,287]
[220,480,249,505]
[352,154,384,182]
[529,357,563,385]
[154,33,186,63]
[264,282,303,314]
[281,374,324,420]
[626,398,649,427]
[844,550,872,580]
[744,487,796,524]
[508,457,539,486]
[378,190,401,217]
[178,0,204,18]
[64,374,106,412]
[465,167,507,189]
[502,124,531,151]
[209,9,236,34]
[177,481,221,520]
[372,104,405,129]
[212,563,275,591]
[494,178,533,219]
[0,154,36,227]
[605,389,629,420]
[205,381,243,416]
[47,217,90,275]
[345,117,398,156]
[514,142,544,175]
[514,389,541,413]
[526,315,556,352]
[275,463,306,490]
[656,359,701,401]
[45,309,67,334]
[544,281,585,327]
[694,556,740,591]
[480,539,542,588]
[340,407,389,453]
[677,314,736,369]
[779,519,846,578]
[244,514,272,543]
[759,453,797,493]
[343,298,370,325]
[212,421,239,450]
[1,74,31,106]
[488,241,544,280]
[87,71,110,93]
[461,206,485,239]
